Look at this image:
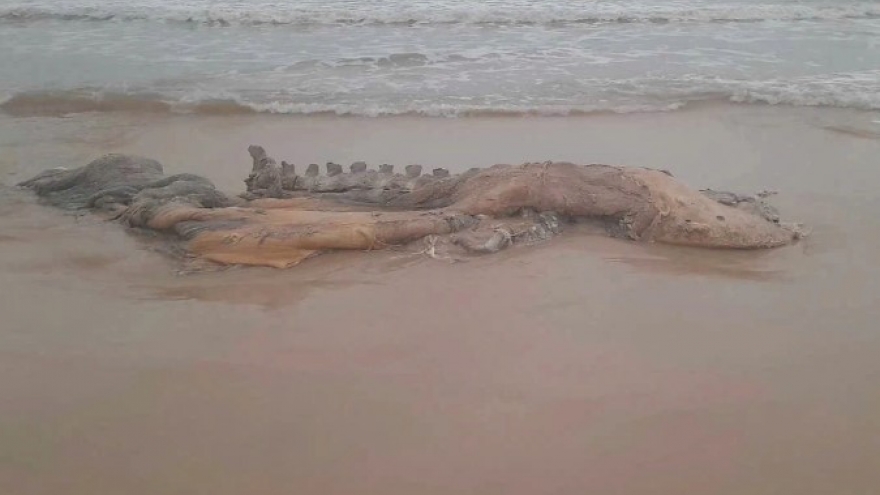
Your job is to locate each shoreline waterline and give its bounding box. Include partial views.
[4,89,880,119]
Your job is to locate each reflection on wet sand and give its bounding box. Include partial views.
[601,243,790,282]
[821,124,880,140]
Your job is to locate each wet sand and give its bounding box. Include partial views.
[2,104,880,494]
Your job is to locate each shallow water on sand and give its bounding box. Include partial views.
[1,105,880,494]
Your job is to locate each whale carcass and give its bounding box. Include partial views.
[17,147,801,268]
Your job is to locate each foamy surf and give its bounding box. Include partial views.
[2,0,879,123]
[3,72,880,118]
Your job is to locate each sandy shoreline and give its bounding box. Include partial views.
[2,103,880,494]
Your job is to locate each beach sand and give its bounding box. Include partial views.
[2,104,880,494]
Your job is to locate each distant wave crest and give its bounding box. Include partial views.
[2,3,880,27]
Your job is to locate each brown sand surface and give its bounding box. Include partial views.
[1,104,880,494]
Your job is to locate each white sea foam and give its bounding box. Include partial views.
[3,72,879,118]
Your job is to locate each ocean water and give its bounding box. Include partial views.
[1,0,879,116]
